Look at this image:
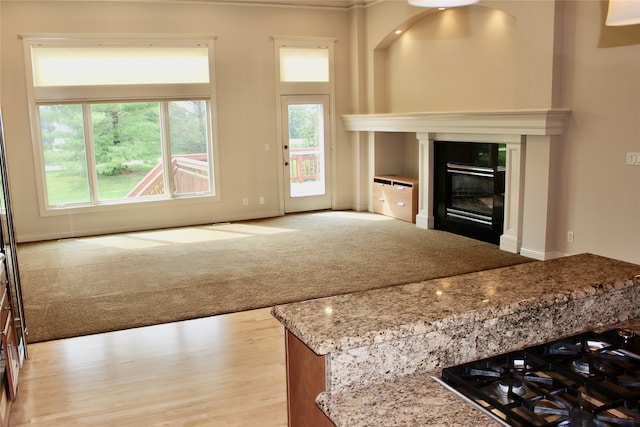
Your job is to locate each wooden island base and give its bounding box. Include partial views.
[285,330,335,427]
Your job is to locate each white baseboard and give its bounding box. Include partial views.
[519,247,564,261]
[17,210,284,243]
[415,213,434,230]
[499,234,520,254]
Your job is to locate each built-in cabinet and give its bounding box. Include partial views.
[0,269,18,401]
[372,176,419,223]
[0,268,15,427]
[0,253,20,427]
[0,110,27,426]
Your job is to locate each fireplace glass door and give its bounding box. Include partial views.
[447,163,495,226]
[435,142,505,244]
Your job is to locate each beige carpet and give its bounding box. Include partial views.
[18,211,532,343]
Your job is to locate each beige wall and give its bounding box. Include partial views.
[0,1,353,241]
[555,0,640,264]
[356,0,639,264]
[370,1,561,112]
[384,6,519,112]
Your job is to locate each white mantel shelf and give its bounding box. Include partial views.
[341,108,571,136]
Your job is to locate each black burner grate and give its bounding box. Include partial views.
[441,329,640,427]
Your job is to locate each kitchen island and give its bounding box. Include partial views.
[271,253,640,426]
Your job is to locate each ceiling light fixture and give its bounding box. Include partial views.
[408,0,478,8]
[606,0,640,26]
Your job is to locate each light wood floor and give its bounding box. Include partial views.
[9,308,287,426]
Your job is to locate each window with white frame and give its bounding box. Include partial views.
[274,37,335,97]
[23,36,217,211]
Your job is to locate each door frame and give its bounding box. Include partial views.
[273,36,337,216]
[280,95,333,213]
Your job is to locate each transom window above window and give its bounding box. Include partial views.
[31,45,210,87]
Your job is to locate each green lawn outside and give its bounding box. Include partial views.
[46,164,156,205]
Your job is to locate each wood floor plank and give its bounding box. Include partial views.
[9,308,287,427]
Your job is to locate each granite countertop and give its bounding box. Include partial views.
[272,253,640,427]
[316,373,498,427]
[316,316,640,427]
[272,253,640,355]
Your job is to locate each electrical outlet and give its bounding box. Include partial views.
[567,231,574,243]
[242,197,249,206]
[259,196,265,205]
[626,152,640,166]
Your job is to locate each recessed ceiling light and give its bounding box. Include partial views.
[395,29,403,35]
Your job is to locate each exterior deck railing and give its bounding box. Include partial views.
[128,148,319,198]
[127,153,209,197]
[289,147,320,183]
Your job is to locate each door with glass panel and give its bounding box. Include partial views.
[281,95,331,213]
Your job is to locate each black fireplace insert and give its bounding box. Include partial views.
[434,141,505,244]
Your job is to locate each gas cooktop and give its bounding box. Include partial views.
[439,328,640,426]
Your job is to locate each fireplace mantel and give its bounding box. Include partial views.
[341,108,571,260]
[342,109,570,135]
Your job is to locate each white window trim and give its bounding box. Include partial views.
[21,34,221,217]
[273,36,337,96]
[272,36,338,214]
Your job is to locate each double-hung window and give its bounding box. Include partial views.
[23,36,217,213]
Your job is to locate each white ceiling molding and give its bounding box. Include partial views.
[408,0,478,8]
[22,0,377,9]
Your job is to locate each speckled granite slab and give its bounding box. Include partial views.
[272,254,640,355]
[272,254,640,394]
[316,317,640,427]
[316,373,499,427]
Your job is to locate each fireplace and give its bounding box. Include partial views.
[341,108,571,260]
[434,141,505,245]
